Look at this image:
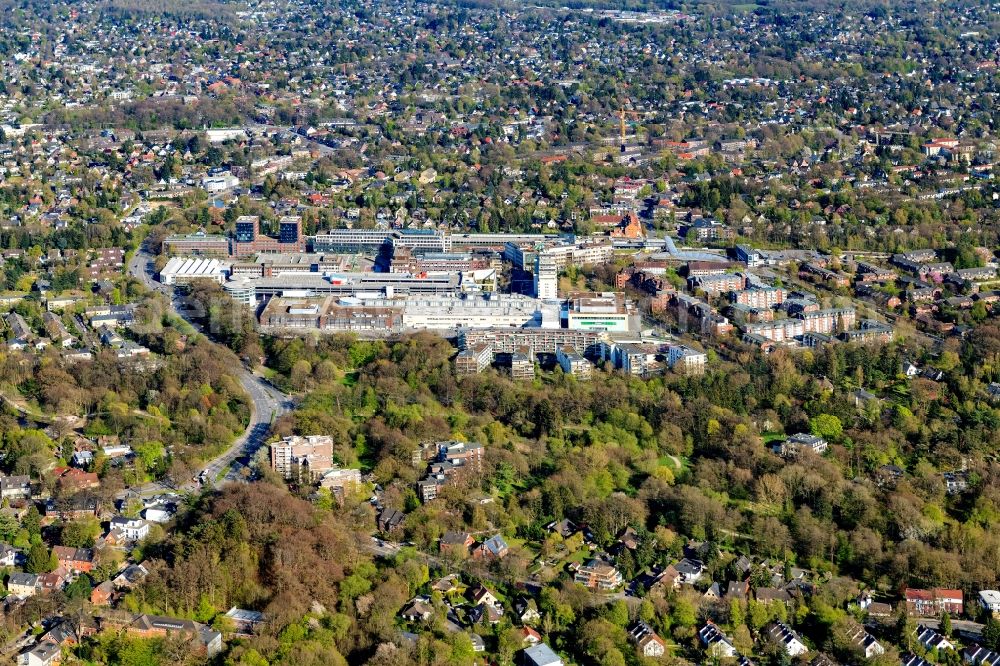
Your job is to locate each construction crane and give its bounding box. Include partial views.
[618,107,642,153]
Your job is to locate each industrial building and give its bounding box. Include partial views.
[159,257,228,285]
[230,252,374,279]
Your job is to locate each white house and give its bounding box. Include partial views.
[629,621,666,657]
[767,622,809,657]
[142,504,175,523]
[17,641,60,666]
[109,516,149,541]
[699,623,737,659]
[980,590,1000,614]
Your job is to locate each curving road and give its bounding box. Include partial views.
[127,244,292,492]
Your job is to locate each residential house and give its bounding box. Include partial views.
[0,474,32,501]
[17,641,60,666]
[629,621,667,657]
[699,622,738,659]
[477,535,509,560]
[756,587,793,606]
[809,655,840,666]
[112,563,149,589]
[980,590,1000,615]
[142,503,175,523]
[905,588,963,616]
[123,615,222,657]
[108,516,149,542]
[675,558,705,584]
[431,574,461,594]
[574,558,624,591]
[399,598,435,622]
[546,518,577,539]
[52,546,94,573]
[964,645,1000,666]
[7,572,39,597]
[766,622,809,656]
[377,507,405,533]
[726,580,750,601]
[37,571,65,594]
[845,623,885,659]
[0,543,20,566]
[468,584,500,609]
[520,626,542,646]
[440,531,474,556]
[514,597,541,625]
[901,655,933,666]
[774,433,828,457]
[468,602,504,624]
[91,580,115,606]
[522,644,563,666]
[916,625,954,652]
[224,608,265,636]
[52,467,99,493]
[650,565,681,592]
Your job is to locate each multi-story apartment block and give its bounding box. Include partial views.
[455,344,493,375]
[731,287,785,309]
[556,345,594,379]
[689,273,746,295]
[269,435,334,482]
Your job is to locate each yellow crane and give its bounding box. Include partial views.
[618,107,642,153]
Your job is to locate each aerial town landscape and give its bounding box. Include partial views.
[1,0,1000,663]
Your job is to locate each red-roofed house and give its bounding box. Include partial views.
[905,588,963,616]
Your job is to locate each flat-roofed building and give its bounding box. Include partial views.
[248,272,462,297]
[563,292,638,333]
[319,468,362,496]
[162,232,230,257]
[232,216,305,256]
[574,559,623,590]
[259,295,403,333]
[269,435,334,482]
[459,327,604,358]
[556,345,593,379]
[455,344,492,375]
[402,293,543,330]
[159,257,228,285]
[689,273,746,295]
[534,249,558,300]
[668,345,707,375]
[510,351,535,380]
